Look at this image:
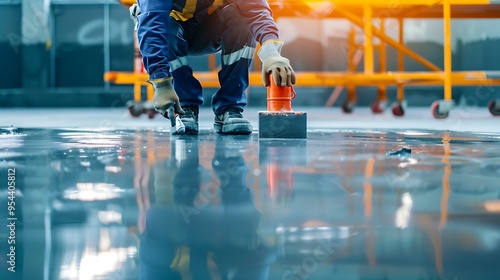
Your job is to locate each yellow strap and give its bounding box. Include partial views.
[170,0,197,21]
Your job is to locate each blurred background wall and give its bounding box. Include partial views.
[1,0,500,107]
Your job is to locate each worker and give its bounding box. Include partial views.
[130,0,296,135]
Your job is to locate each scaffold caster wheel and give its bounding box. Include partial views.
[371,100,387,114]
[341,101,355,114]
[431,101,451,119]
[128,103,143,118]
[146,108,157,119]
[488,100,500,116]
[142,102,157,119]
[391,102,405,117]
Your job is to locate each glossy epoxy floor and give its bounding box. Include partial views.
[1,108,500,280]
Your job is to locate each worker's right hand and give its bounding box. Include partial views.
[258,40,296,87]
[148,77,185,119]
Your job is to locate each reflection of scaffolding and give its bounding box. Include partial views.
[105,0,500,118]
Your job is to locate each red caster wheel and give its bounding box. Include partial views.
[371,100,387,114]
[391,102,405,117]
[128,103,143,118]
[488,100,500,116]
[431,101,450,119]
[341,101,355,113]
[146,108,157,119]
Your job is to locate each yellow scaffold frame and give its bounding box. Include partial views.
[105,0,500,118]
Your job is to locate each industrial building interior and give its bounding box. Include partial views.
[1,0,500,279]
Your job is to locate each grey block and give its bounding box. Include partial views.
[258,111,307,139]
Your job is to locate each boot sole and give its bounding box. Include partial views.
[183,121,199,135]
[214,123,252,135]
[171,119,198,135]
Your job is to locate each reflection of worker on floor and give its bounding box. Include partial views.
[131,0,295,135]
[140,137,276,279]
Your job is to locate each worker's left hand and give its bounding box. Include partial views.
[258,40,296,87]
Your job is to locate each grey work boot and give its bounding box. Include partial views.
[214,108,252,135]
[179,106,199,135]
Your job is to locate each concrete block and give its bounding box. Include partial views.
[258,111,307,139]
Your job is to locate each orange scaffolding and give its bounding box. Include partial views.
[105,0,500,118]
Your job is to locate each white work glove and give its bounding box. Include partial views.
[258,40,296,87]
[149,77,185,119]
[129,4,140,30]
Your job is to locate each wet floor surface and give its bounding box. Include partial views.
[1,127,500,280]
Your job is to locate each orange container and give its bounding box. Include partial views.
[267,74,296,111]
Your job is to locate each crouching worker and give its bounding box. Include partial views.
[130,0,296,135]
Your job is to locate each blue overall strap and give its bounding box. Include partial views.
[136,0,173,80]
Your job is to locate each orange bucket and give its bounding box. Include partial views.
[267,74,296,111]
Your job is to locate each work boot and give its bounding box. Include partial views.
[214,108,252,135]
[180,106,199,135]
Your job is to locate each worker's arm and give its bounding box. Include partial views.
[133,1,184,117]
[231,0,280,44]
[232,0,296,87]
[135,0,173,80]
